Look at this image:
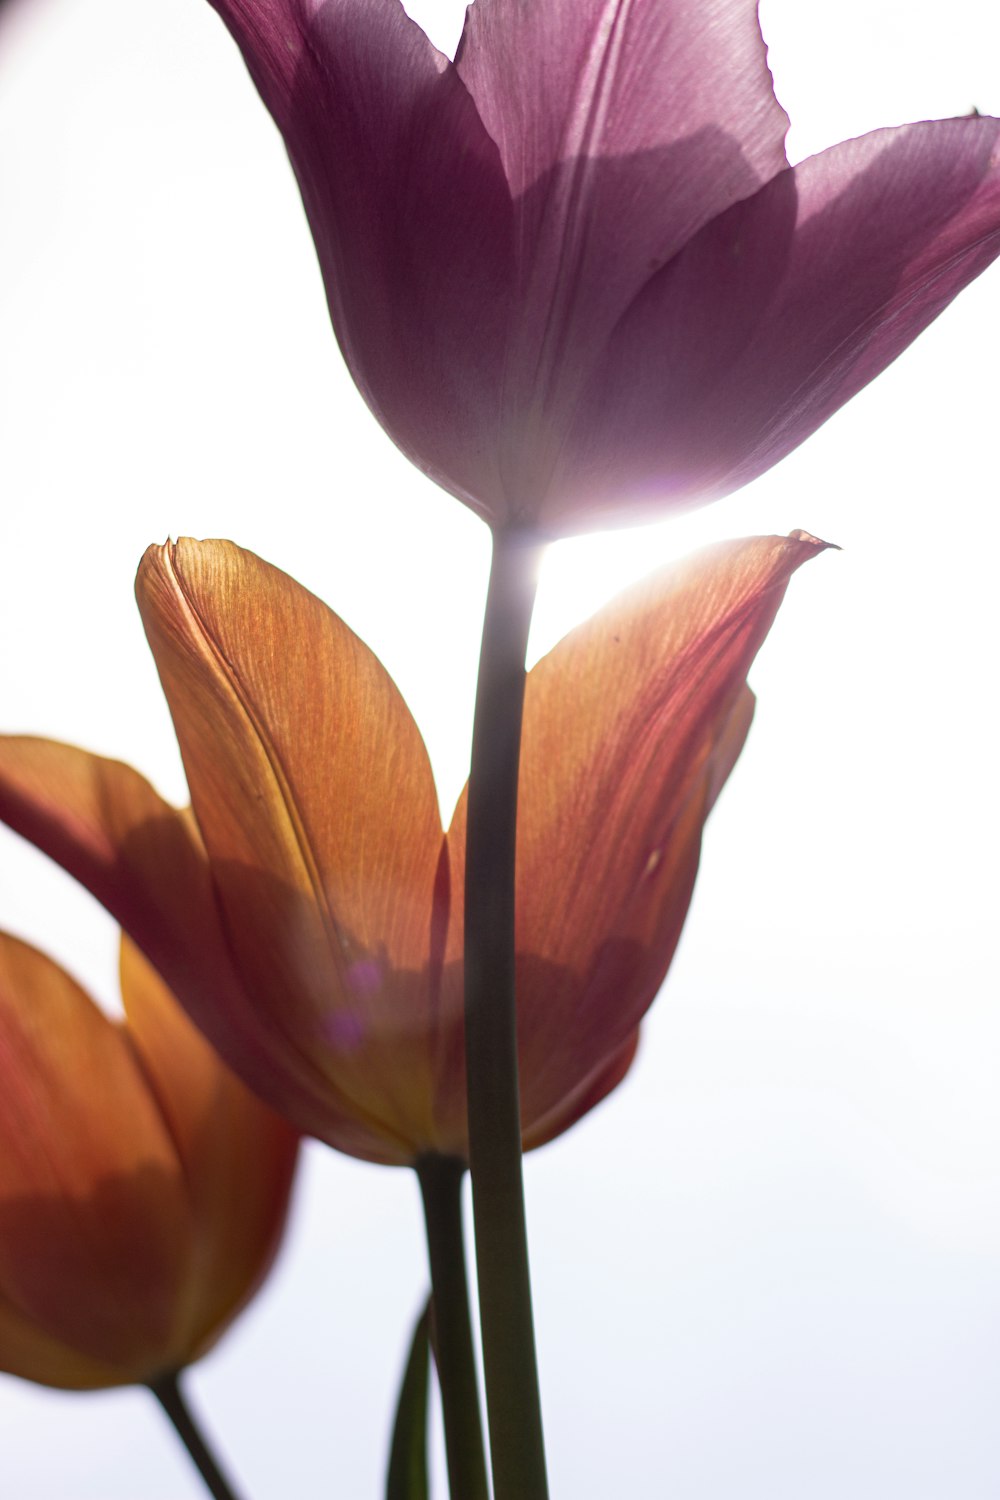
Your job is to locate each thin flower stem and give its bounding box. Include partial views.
[416,1155,489,1500]
[386,1299,431,1500]
[464,527,548,1500]
[149,1373,246,1500]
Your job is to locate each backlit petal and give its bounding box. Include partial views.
[136,538,447,1162]
[521,1028,641,1152]
[0,737,212,971]
[119,937,298,1361]
[205,0,514,518]
[0,933,190,1383]
[450,534,827,1135]
[456,0,788,513]
[553,116,1000,530]
[457,0,787,208]
[0,736,335,1147]
[0,1291,126,1391]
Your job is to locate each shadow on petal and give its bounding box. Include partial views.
[0,1163,190,1386]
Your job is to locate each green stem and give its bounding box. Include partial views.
[386,1301,431,1500]
[416,1155,489,1500]
[464,527,548,1499]
[149,1373,246,1500]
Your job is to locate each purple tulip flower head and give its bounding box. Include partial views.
[207,0,1000,536]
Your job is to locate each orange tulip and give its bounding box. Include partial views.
[0,531,827,1165]
[0,927,298,1390]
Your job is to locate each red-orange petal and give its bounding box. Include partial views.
[0,1290,128,1391]
[0,735,347,1150]
[119,936,299,1363]
[0,736,213,976]
[0,932,191,1385]
[449,532,829,1141]
[135,539,448,1162]
[520,1027,642,1152]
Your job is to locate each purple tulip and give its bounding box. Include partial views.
[208,0,1000,535]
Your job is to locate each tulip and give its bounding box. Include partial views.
[0,532,828,1497]
[0,530,826,1163]
[0,925,298,1391]
[203,0,1000,536]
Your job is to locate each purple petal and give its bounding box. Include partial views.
[456,0,789,509]
[206,0,515,517]
[457,0,788,203]
[551,116,1000,530]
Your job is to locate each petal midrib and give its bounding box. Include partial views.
[162,551,421,1156]
[164,546,353,993]
[524,0,639,396]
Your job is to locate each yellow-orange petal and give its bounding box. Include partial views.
[135,539,448,1161]
[119,935,298,1361]
[449,532,829,1141]
[0,931,191,1384]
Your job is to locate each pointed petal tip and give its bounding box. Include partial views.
[787,529,841,552]
[135,539,174,588]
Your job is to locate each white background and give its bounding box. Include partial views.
[0,0,998,1495]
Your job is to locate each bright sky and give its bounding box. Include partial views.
[0,0,998,1496]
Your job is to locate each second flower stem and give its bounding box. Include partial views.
[149,1373,245,1500]
[464,527,548,1500]
[417,1155,489,1500]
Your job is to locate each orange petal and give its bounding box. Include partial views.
[119,935,298,1361]
[0,1289,127,1391]
[0,736,350,1151]
[520,1028,641,1152]
[0,736,212,978]
[136,539,448,1161]
[0,931,191,1383]
[450,532,828,1141]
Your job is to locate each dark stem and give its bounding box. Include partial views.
[416,1155,489,1500]
[149,1373,246,1500]
[464,527,548,1500]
